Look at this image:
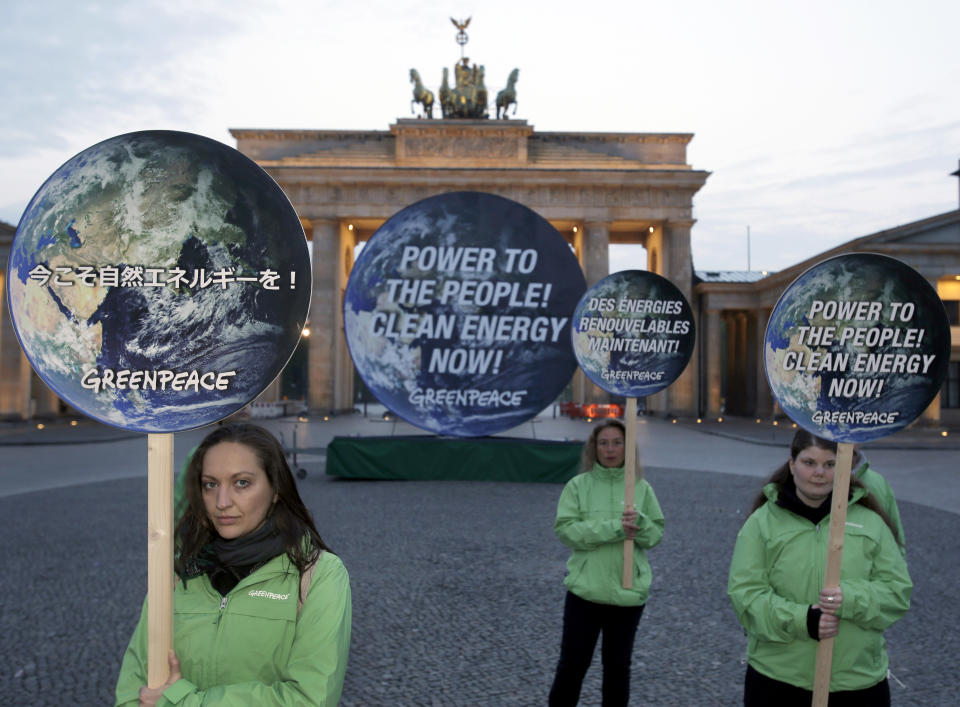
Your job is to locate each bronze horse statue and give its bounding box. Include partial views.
[496,68,519,119]
[410,68,435,119]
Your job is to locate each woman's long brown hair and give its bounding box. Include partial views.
[174,423,332,583]
[750,428,901,546]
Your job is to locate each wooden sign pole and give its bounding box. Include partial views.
[147,433,175,689]
[811,442,854,706]
[622,397,638,589]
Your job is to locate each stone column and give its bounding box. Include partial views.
[333,223,356,411]
[582,221,611,287]
[920,394,941,426]
[705,308,723,417]
[662,219,697,416]
[920,278,945,426]
[733,311,749,415]
[0,268,32,419]
[582,222,611,403]
[645,226,663,275]
[32,373,60,416]
[19,355,33,419]
[755,307,774,418]
[0,268,13,415]
[309,219,338,412]
[571,228,586,404]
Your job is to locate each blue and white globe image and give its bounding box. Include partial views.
[764,253,950,443]
[572,270,696,398]
[6,130,311,433]
[344,191,586,437]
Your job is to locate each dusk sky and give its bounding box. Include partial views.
[3,0,958,274]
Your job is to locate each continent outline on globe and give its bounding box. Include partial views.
[7,130,311,433]
[343,190,586,437]
[763,252,950,443]
[571,269,697,399]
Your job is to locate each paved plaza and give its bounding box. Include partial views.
[1,411,957,705]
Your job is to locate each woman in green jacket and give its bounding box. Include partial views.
[116,423,351,706]
[548,419,664,707]
[727,429,910,706]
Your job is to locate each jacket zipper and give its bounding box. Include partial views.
[214,594,227,625]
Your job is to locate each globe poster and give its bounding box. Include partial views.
[343,191,587,437]
[764,253,950,443]
[6,130,311,433]
[571,270,696,398]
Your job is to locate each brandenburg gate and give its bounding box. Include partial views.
[232,117,709,417]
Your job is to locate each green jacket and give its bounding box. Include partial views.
[727,484,911,692]
[555,463,664,606]
[855,457,906,553]
[115,551,351,706]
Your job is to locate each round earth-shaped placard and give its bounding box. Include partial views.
[571,270,696,397]
[343,191,586,437]
[6,130,311,433]
[764,252,950,443]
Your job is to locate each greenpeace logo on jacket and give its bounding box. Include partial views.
[248,589,291,601]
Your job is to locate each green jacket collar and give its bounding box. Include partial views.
[590,461,625,477]
[762,480,868,506]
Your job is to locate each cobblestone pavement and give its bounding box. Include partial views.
[1,460,957,705]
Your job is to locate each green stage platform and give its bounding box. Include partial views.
[325,435,582,483]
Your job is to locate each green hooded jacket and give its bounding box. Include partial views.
[855,457,906,553]
[727,484,911,692]
[555,463,664,606]
[115,551,351,706]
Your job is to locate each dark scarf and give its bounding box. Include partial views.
[776,476,832,526]
[210,517,287,567]
[190,517,288,596]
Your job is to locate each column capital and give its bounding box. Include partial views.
[664,218,697,230]
[310,217,339,229]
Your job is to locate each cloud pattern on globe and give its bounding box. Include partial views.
[572,270,696,398]
[764,253,950,443]
[344,191,586,437]
[7,131,310,433]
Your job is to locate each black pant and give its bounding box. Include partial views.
[548,591,645,707]
[744,664,891,707]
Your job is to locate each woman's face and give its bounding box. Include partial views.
[789,444,836,507]
[595,426,626,468]
[201,441,277,539]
